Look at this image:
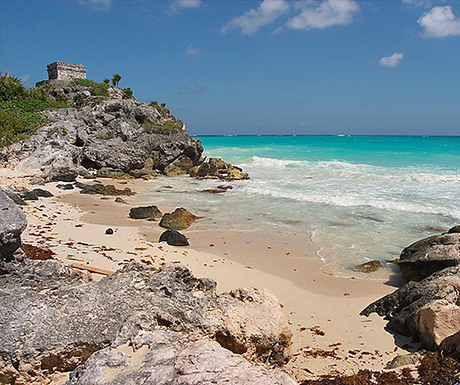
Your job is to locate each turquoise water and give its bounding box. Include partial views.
[155,135,460,278]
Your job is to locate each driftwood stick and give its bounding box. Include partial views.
[70,263,114,276]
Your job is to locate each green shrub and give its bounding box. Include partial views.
[70,78,109,96]
[142,120,179,133]
[122,87,133,99]
[96,132,114,140]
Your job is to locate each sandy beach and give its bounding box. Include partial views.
[0,168,415,383]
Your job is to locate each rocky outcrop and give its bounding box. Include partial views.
[0,191,293,384]
[76,182,135,196]
[1,85,204,181]
[361,265,460,352]
[189,157,249,181]
[398,230,460,282]
[160,207,199,230]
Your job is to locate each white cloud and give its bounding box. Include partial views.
[186,43,201,57]
[79,0,112,10]
[170,0,201,12]
[221,0,290,35]
[418,5,460,37]
[379,52,404,68]
[402,0,431,8]
[286,0,360,31]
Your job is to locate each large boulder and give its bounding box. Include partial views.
[398,229,460,282]
[0,188,27,263]
[159,230,190,246]
[0,263,293,383]
[361,265,460,352]
[129,205,162,220]
[159,208,199,230]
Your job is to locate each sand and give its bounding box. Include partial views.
[0,168,417,383]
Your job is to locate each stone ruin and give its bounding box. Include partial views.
[36,61,86,87]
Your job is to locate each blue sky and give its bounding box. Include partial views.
[1,0,460,135]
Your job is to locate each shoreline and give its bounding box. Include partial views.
[0,169,412,382]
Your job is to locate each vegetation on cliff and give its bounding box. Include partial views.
[0,74,67,146]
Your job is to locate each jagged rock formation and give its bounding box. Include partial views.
[1,85,204,181]
[362,226,460,353]
[0,190,293,384]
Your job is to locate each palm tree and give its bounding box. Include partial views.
[111,74,121,87]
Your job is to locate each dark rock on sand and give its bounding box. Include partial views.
[159,207,199,230]
[105,228,114,235]
[114,197,127,204]
[0,186,26,205]
[159,230,190,246]
[398,231,460,282]
[361,265,460,352]
[447,225,460,234]
[57,183,75,190]
[129,205,162,220]
[189,158,249,181]
[77,182,135,196]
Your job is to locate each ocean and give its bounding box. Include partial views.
[149,135,460,278]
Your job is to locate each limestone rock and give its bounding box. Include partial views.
[159,230,190,246]
[66,331,296,385]
[159,208,199,230]
[0,263,293,382]
[164,155,195,177]
[41,154,79,182]
[398,232,460,282]
[76,182,135,196]
[0,188,27,261]
[361,265,460,351]
[189,158,249,181]
[129,205,162,220]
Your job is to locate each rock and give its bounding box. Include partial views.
[114,197,127,204]
[0,263,292,383]
[1,85,204,180]
[398,233,460,282]
[354,260,382,273]
[66,331,296,385]
[20,190,39,200]
[57,183,75,190]
[386,353,422,369]
[447,225,460,234]
[29,176,45,185]
[0,187,26,205]
[159,208,199,230]
[189,158,249,181]
[164,155,195,177]
[129,205,162,220]
[41,155,79,182]
[105,228,114,235]
[0,189,27,262]
[159,230,190,246]
[32,188,54,198]
[96,167,130,179]
[361,265,460,351]
[77,182,135,196]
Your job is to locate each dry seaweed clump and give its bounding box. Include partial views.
[300,352,460,385]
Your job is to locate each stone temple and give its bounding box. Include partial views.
[36,62,86,86]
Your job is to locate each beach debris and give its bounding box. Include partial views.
[398,228,460,282]
[189,157,249,181]
[159,207,199,230]
[129,205,162,220]
[70,262,113,275]
[354,260,382,273]
[159,229,190,246]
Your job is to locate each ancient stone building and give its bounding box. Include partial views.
[36,62,86,86]
[47,62,86,81]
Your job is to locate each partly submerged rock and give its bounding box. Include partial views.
[398,231,460,282]
[159,230,189,246]
[159,207,199,230]
[189,158,249,181]
[354,260,382,273]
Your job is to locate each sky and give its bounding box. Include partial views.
[1,0,460,135]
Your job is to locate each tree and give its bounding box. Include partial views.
[111,74,121,87]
